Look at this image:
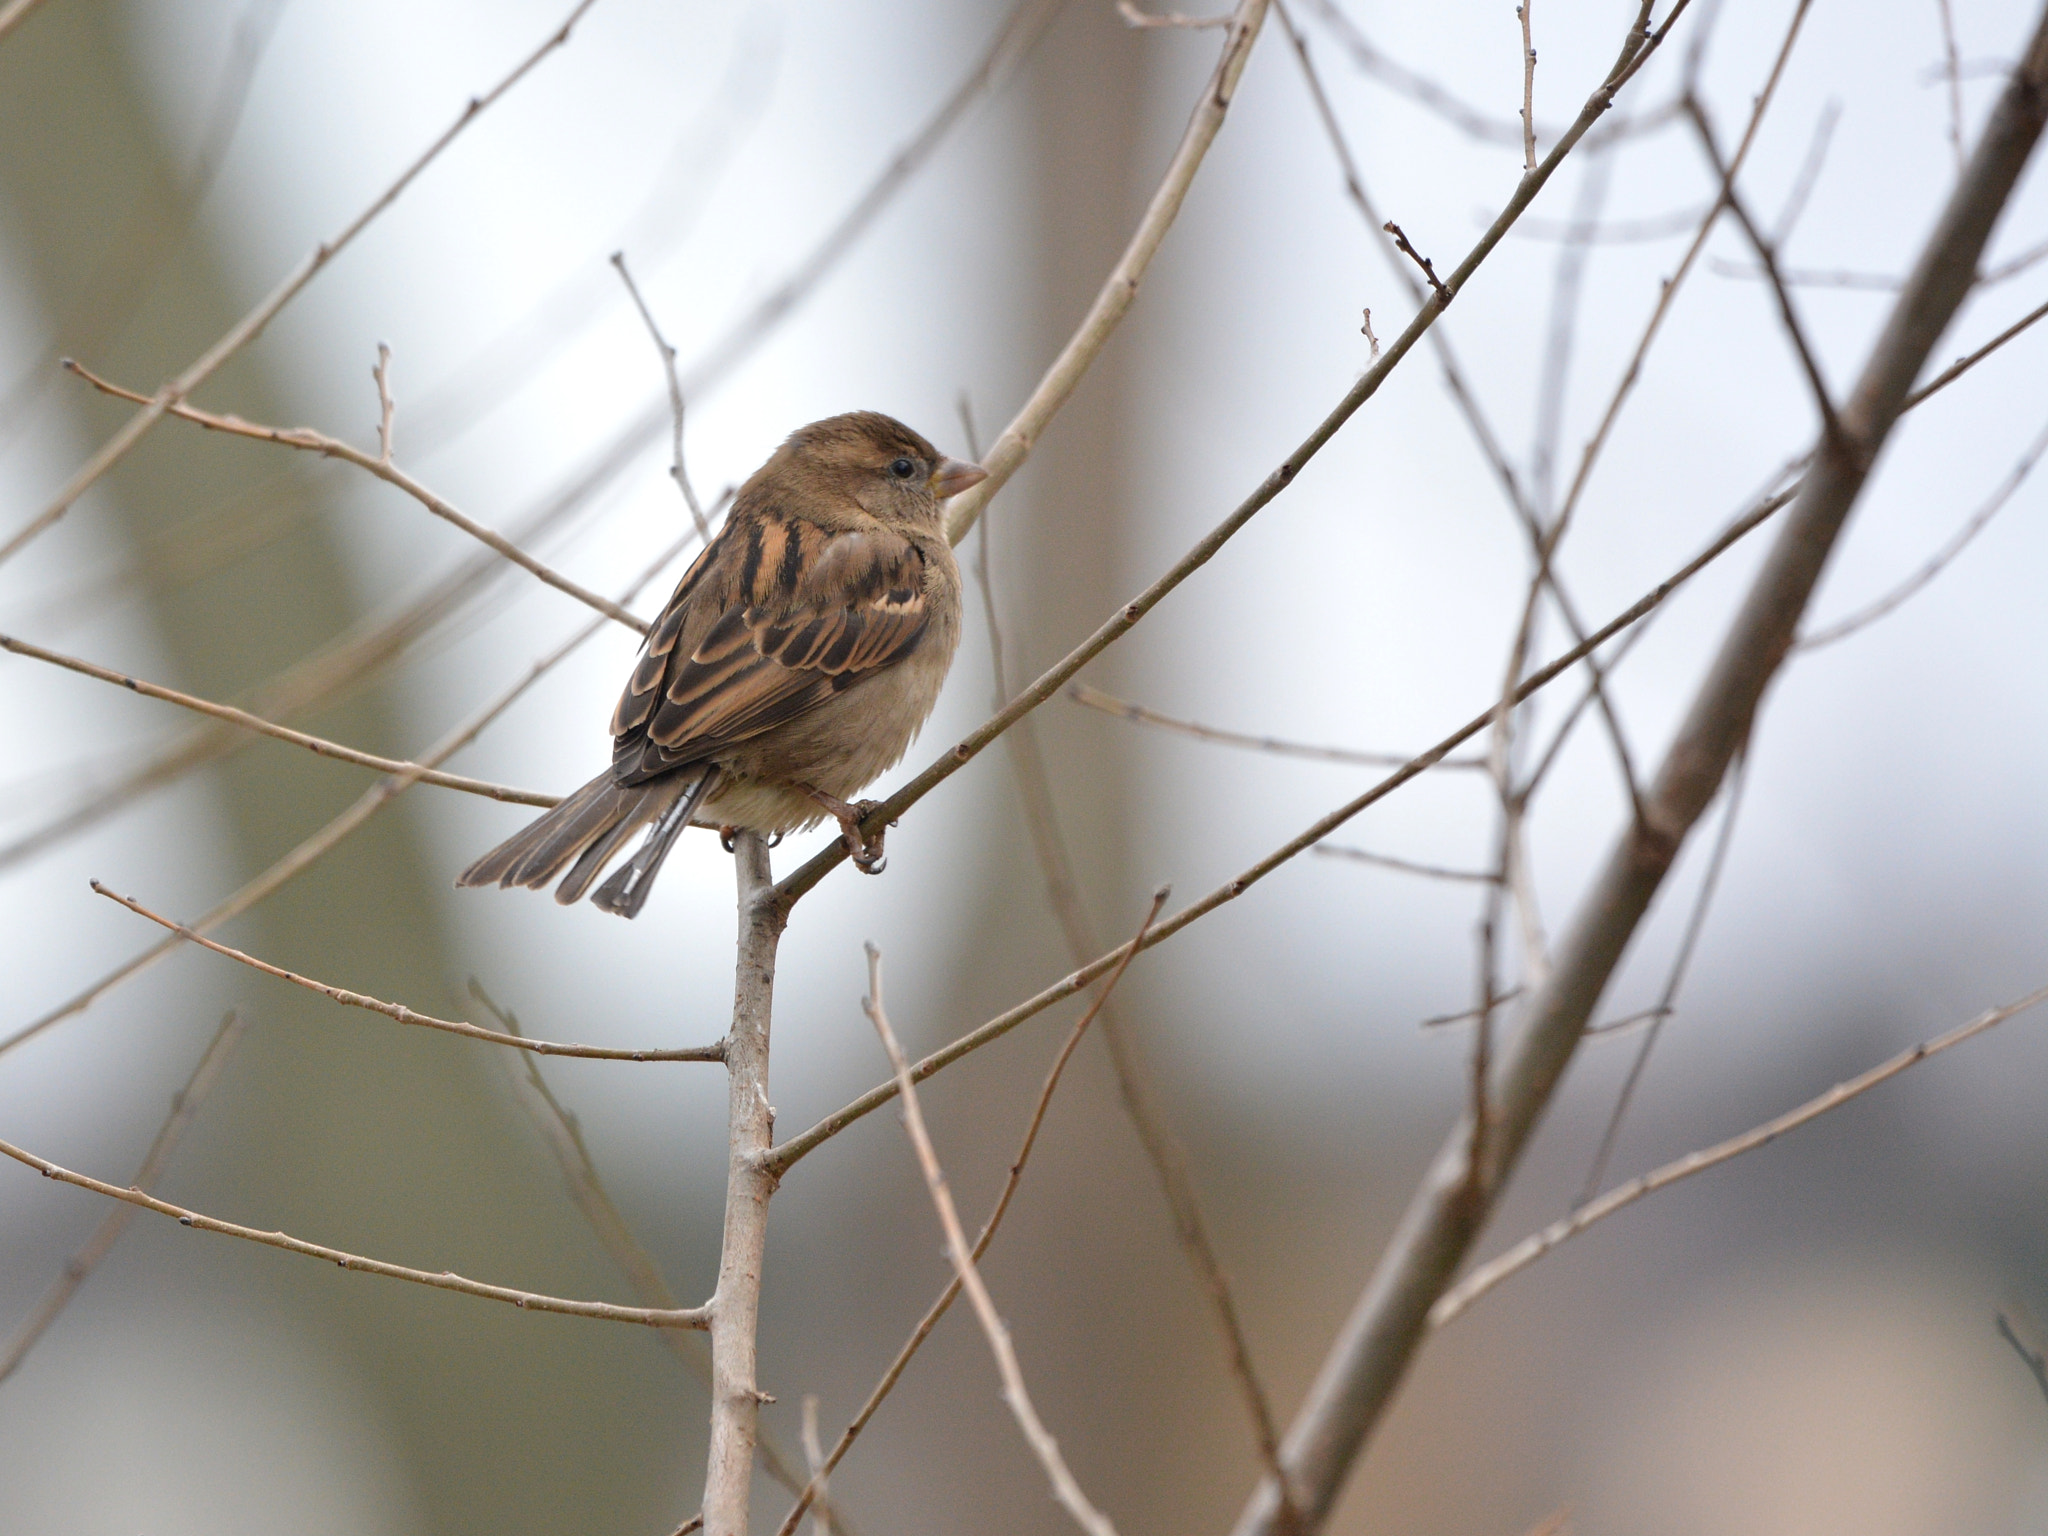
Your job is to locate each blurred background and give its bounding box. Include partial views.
[1,1,2046,1532]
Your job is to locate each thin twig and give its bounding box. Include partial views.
[1118,0,1232,25]
[1381,219,1451,304]
[0,0,54,45]
[1577,747,1750,1202]
[1685,93,1843,444]
[863,946,1120,1536]
[95,885,722,1062]
[0,535,693,1060]
[770,475,1789,1178]
[1433,983,2048,1326]
[473,982,847,1530]
[1230,15,2048,1528]
[770,895,1165,1536]
[778,0,1690,910]
[944,0,1271,544]
[0,1012,248,1384]
[1938,0,1966,173]
[0,632,557,807]
[373,342,396,464]
[610,251,711,543]
[1518,1,1538,171]
[0,0,604,570]
[63,360,648,634]
[1996,1311,2048,1412]
[0,1133,712,1330]
[977,530,1294,1509]
[1069,682,1481,768]
[1548,0,1814,552]
[1315,846,1493,882]
[1904,294,2048,407]
[1797,409,2048,649]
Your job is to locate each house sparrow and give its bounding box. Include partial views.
[458,411,985,918]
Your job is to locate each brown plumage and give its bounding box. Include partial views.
[457,411,984,918]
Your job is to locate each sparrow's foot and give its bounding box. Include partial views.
[802,787,891,874]
[719,825,739,853]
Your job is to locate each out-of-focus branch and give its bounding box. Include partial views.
[769,475,1791,1176]
[862,946,1120,1536]
[974,540,1291,1503]
[1797,408,2048,649]
[700,832,783,1536]
[0,631,557,807]
[473,983,843,1530]
[64,360,649,634]
[944,0,1270,544]
[0,0,603,569]
[0,1012,247,1384]
[610,251,710,543]
[1229,15,2048,1531]
[780,0,1689,911]
[94,884,722,1062]
[0,532,691,1060]
[0,1133,710,1329]
[1997,1310,2048,1411]
[1069,681,1483,769]
[0,0,54,49]
[770,895,1164,1536]
[1434,982,2048,1325]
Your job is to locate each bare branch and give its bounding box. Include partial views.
[0,631,557,807]
[1904,294,2048,406]
[1118,0,1231,26]
[1069,682,1481,768]
[1229,15,2048,1529]
[610,251,711,543]
[1578,748,1750,1202]
[862,946,1120,1536]
[63,359,649,635]
[0,534,692,1061]
[1937,0,1966,173]
[474,982,849,1530]
[945,0,1268,543]
[1315,846,1493,883]
[0,1013,247,1384]
[773,895,1165,1536]
[701,832,785,1536]
[0,1133,712,1330]
[1797,408,2048,649]
[1381,219,1451,304]
[783,0,1692,910]
[373,342,396,463]
[1519,1,1538,171]
[769,478,1791,1178]
[1997,1310,2048,1412]
[1434,983,2048,1326]
[0,0,604,569]
[95,884,722,1062]
[1684,94,1843,442]
[0,0,54,46]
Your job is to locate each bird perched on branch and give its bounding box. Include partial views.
[458,411,985,918]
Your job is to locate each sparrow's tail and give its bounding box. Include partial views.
[455,766,715,916]
[590,767,721,920]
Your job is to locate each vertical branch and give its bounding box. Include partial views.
[702,832,783,1536]
[1518,1,1538,172]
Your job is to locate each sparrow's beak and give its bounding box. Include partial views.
[930,457,989,499]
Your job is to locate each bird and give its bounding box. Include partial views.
[457,411,986,919]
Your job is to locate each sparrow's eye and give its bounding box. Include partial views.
[888,457,918,480]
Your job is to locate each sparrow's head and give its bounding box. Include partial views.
[774,411,988,530]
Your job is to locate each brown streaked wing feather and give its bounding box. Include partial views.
[611,520,929,784]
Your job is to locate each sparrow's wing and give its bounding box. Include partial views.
[609,517,931,783]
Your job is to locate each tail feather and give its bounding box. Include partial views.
[456,771,644,893]
[590,767,721,919]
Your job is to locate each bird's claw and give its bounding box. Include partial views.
[842,799,888,875]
